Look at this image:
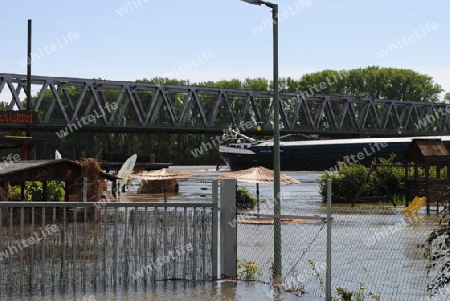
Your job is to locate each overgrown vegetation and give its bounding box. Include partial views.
[333,284,380,301]
[318,155,405,204]
[421,186,450,297]
[308,259,325,287]
[308,259,379,300]
[318,154,448,204]
[236,186,258,210]
[237,260,261,280]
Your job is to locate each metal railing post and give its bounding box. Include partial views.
[220,179,237,278]
[326,179,332,301]
[212,180,219,280]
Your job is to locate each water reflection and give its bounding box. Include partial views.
[7,280,323,301]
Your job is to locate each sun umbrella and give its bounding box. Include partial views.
[216,166,300,211]
[129,168,198,202]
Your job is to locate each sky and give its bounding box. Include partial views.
[1,0,449,98]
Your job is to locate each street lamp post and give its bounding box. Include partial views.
[26,19,32,138]
[240,0,281,282]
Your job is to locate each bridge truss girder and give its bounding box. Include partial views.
[0,73,448,136]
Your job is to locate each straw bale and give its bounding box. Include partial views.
[72,158,104,202]
[138,179,179,194]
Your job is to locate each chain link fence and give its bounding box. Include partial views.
[236,178,443,301]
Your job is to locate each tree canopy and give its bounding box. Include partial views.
[196,66,443,102]
[135,66,445,101]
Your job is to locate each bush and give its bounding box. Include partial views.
[237,259,261,280]
[236,186,258,210]
[318,155,405,203]
[333,284,380,301]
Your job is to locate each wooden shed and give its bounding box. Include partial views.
[0,158,117,202]
[404,138,450,214]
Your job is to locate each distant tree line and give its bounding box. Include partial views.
[145,65,444,102]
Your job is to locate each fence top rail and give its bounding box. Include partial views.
[240,213,328,222]
[0,202,214,208]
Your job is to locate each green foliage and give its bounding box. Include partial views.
[8,185,21,201]
[48,181,66,201]
[308,260,379,300]
[298,66,443,102]
[445,92,450,102]
[236,186,258,210]
[308,259,325,287]
[8,181,65,201]
[421,186,450,296]
[54,66,443,104]
[237,260,261,280]
[371,156,405,196]
[333,284,380,301]
[318,155,405,203]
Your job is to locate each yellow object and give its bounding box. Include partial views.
[400,196,427,214]
[4,135,32,138]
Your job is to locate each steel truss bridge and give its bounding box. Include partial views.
[0,73,448,137]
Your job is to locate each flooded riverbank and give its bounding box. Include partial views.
[1,166,442,300]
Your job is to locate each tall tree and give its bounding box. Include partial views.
[295,66,443,102]
[444,92,450,102]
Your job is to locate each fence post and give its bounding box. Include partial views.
[326,179,332,301]
[83,177,87,202]
[220,179,237,278]
[212,180,219,280]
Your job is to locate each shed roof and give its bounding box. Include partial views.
[404,139,450,162]
[0,159,117,182]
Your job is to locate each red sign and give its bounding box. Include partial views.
[0,110,38,124]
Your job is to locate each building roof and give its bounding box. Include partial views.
[404,139,450,162]
[0,158,117,182]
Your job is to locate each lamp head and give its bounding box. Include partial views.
[240,0,262,5]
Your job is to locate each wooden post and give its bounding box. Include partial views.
[64,181,70,202]
[404,163,409,207]
[425,163,430,215]
[82,177,87,202]
[21,181,25,201]
[42,181,48,201]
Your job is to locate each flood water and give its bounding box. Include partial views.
[3,166,443,300]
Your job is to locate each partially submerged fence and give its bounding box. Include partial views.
[0,201,216,297]
[2,178,443,300]
[236,180,443,301]
[236,206,329,298]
